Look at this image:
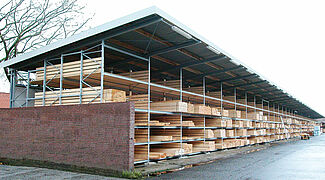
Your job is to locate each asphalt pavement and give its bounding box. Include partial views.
[0,165,122,180]
[150,135,325,180]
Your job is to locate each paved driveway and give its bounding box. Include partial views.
[150,135,325,180]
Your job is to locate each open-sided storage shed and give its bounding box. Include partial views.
[1,6,322,165]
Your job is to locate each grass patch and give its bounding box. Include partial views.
[121,170,143,179]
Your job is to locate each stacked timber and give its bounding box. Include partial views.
[233,120,244,128]
[151,100,188,113]
[226,130,235,137]
[127,94,149,109]
[35,57,101,81]
[135,113,171,126]
[151,129,181,141]
[155,80,180,89]
[247,129,258,136]
[183,87,204,94]
[135,129,173,143]
[226,119,233,127]
[183,117,204,127]
[193,104,211,115]
[236,129,247,136]
[228,110,241,118]
[210,107,222,116]
[135,129,148,143]
[151,143,192,157]
[216,107,229,117]
[187,103,195,113]
[243,120,253,128]
[182,129,214,139]
[214,129,226,138]
[34,87,125,106]
[206,118,226,127]
[190,141,215,152]
[153,115,195,127]
[119,70,148,82]
[206,91,221,98]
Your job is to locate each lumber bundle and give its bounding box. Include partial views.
[151,143,192,157]
[187,103,195,113]
[34,87,125,106]
[119,70,148,82]
[135,129,148,143]
[151,129,181,141]
[214,129,226,138]
[151,100,188,113]
[183,117,204,127]
[216,108,229,117]
[155,80,180,89]
[236,129,247,136]
[227,110,241,118]
[226,119,233,128]
[35,57,101,81]
[135,129,173,143]
[206,118,226,127]
[127,94,149,109]
[247,129,258,136]
[233,120,243,128]
[206,91,221,98]
[193,104,211,115]
[135,113,171,126]
[134,145,150,161]
[153,115,194,127]
[210,107,222,116]
[189,141,215,152]
[183,87,204,94]
[183,129,214,139]
[226,130,235,137]
[243,120,253,128]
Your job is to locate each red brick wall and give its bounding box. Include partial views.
[0,102,135,171]
[0,92,9,108]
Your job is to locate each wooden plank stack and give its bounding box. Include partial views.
[35,57,101,81]
[190,141,215,152]
[119,70,148,82]
[34,87,126,106]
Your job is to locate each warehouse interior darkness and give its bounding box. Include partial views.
[0,7,323,171]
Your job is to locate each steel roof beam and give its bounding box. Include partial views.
[147,40,201,56]
[220,74,257,82]
[153,55,228,74]
[187,66,244,80]
[223,80,266,90]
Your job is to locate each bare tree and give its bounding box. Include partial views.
[0,0,91,80]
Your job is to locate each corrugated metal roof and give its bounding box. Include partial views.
[0,6,322,119]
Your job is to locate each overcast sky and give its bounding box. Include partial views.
[1,0,324,116]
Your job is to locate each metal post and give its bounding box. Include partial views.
[220,82,223,114]
[147,56,151,162]
[9,69,15,108]
[79,52,83,104]
[234,88,236,111]
[245,92,247,119]
[60,55,63,105]
[26,71,30,107]
[100,40,105,103]
[180,68,183,156]
[203,76,206,142]
[42,60,47,106]
[234,88,236,139]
